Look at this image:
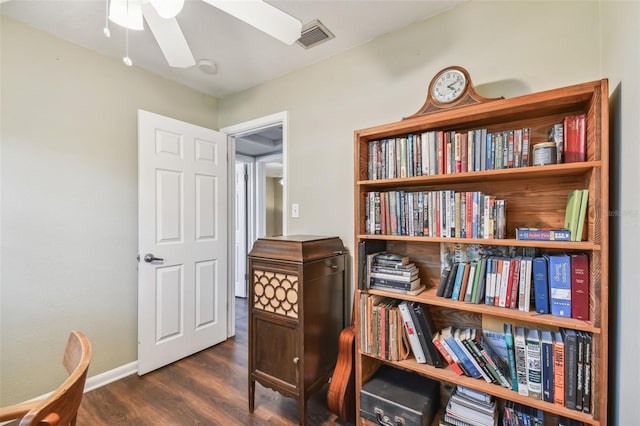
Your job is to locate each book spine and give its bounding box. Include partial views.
[516,228,572,241]
[398,301,427,363]
[570,253,589,320]
[411,303,443,367]
[564,114,586,163]
[504,325,519,393]
[514,327,529,396]
[563,329,578,410]
[532,257,549,314]
[553,333,565,406]
[522,128,530,166]
[541,332,555,403]
[548,254,572,318]
[450,263,466,301]
[575,331,584,411]
[369,277,417,289]
[582,332,592,413]
[526,330,542,400]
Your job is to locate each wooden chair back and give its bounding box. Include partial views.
[0,331,92,426]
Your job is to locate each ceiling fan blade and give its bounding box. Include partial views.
[141,2,196,68]
[202,0,302,45]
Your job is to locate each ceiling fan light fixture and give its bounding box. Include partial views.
[149,0,184,19]
[109,0,144,31]
[197,59,217,75]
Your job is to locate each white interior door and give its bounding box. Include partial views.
[234,162,247,298]
[138,110,227,375]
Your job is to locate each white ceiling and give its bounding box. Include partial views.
[1,0,464,99]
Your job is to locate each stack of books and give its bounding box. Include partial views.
[440,385,498,426]
[368,252,424,295]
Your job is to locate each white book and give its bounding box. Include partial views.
[514,326,530,396]
[421,132,429,176]
[398,301,426,363]
[523,258,533,312]
[498,259,511,307]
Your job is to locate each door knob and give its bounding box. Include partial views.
[143,253,164,263]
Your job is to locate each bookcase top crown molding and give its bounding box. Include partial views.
[405,65,503,119]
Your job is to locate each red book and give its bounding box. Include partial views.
[564,114,586,163]
[509,258,521,309]
[432,332,464,375]
[570,253,589,320]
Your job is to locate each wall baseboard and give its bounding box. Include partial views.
[85,361,138,392]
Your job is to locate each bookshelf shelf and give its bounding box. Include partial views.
[357,161,602,188]
[356,234,601,251]
[367,287,601,334]
[362,354,601,426]
[353,78,609,426]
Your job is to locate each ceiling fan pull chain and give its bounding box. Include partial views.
[103,0,111,38]
[123,28,133,66]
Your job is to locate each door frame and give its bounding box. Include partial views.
[234,155,255,298]
[221,111,289,337]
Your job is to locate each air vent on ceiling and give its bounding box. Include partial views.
[296,19,335,49]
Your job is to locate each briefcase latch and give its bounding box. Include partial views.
[374,407,406,426]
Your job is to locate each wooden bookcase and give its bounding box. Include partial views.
[353,79,609,425]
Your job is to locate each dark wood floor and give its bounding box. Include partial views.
[77,298,352,425]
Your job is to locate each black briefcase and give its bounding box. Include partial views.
[360,365,440,426]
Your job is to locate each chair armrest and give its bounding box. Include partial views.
[0,400,40,422]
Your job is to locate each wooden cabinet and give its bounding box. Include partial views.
[247,235,347,426]
[353,79,609,425]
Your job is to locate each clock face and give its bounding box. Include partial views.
[431,69,467,104]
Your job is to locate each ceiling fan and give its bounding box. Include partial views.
[106,0,303,68]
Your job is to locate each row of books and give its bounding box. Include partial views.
[358,294,410,362]
[367,127,532,181]
[365,190,507,239]
[359,293,443,366]
[432,324,591,413]
[437,252,589,321]
[506,325,592,413]
[439,386,498,426]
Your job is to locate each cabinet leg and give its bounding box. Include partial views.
[298,397,307,426]
[249,379,255,413]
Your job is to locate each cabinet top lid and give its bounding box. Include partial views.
[249,235,345,262]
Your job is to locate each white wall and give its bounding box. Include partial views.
[0,17,218,404]
[220,0,637,422]
[600,2,640,425]
[219,0,601,264]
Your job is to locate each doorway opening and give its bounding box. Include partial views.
[222,112,288,337]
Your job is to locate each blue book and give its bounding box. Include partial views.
[484,258,494,305]
[547,253,571,318]
[541,330,555,402]
[441,326,482,379]
[450,262,466,301]
[503,324,519,392]
[532,257,549,314]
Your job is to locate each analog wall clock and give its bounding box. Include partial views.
[404,66,502,119]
